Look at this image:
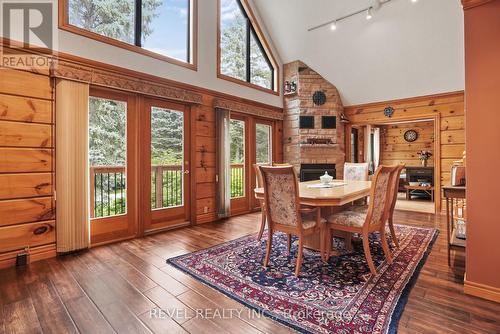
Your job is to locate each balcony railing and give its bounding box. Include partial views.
[90,164,246,218]
[230,163,244,198]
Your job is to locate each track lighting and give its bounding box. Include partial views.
[366,7,373,20]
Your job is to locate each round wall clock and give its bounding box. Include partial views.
[404,129,418,142]
[312,91,327,106]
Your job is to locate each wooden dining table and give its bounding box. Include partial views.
[254,180,372,254]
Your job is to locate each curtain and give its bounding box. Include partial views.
[55,79,91,253]
[215,108,231,218]
[373,127,381,169]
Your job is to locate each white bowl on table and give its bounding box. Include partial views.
[320,172,334,184]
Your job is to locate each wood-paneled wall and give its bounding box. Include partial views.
[0,68,56,268]
[344,91,465,211]
[379,121,435,167]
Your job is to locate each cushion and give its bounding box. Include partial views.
[301,213,326,229]
[327,210,366,228]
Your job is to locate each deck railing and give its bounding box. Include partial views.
[90,163,246,218]
[230,163,244,198]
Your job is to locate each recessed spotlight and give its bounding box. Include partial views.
[330,21,337,31]
[366,7,373,20]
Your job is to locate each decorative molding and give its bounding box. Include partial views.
[51,60,203,104]
[462,0,495,10]
[214,98,283,120]
[464,278,500,303]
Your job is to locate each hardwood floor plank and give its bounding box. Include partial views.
[182,317,232,334]
[143,286,196,325]
[27,279,78,333]
[138,311,189,334]
[3,299,43,334]
[65,296,116,334]
[99,302,152,334]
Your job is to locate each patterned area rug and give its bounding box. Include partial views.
[167,225,437,334]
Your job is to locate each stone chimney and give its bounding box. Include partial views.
[283,61,345,178]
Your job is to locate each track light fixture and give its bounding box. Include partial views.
[307,0,417,32]
[366,7,373,20]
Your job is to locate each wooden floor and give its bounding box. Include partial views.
[395,193,435,214]
[1,211,499,334]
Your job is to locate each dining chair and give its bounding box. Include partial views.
[259,165,325,277]
[343,162,369,181]
[325,165,399,276]
[253,163,269,241]
[353,164,405,248]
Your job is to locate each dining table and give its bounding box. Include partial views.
[254,179,372,255]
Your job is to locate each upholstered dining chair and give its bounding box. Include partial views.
[343,162,369,181]
[325,165,399,276]
[253,163,269,241]
[259,166,325,277]
[353,164,405,248]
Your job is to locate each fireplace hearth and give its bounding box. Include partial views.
[300,164,336,182]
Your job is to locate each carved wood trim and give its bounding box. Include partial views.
[51,60,203,104]
[462,0,495,10]
[214,98,283,120]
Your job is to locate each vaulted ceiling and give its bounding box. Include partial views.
[253,0,464,105]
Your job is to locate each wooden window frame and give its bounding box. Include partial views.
[217,0,280,95]
[59,0,198,70]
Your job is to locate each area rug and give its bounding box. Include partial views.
[167,225,437,334]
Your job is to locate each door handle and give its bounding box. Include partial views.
[184,170,190,174]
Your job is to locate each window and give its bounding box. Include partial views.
[230,119,245,198]
[219,0,277,92]
[63,0,195,65]
[89,96,127,218]
[256,123,272,164]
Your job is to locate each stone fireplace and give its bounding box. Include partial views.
[283,61,345,179]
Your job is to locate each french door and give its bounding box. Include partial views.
[229,114,275,215]
[141,98,191,233]
[89,88,139,245]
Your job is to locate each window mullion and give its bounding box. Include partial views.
[135,0,142,47]
[245,18,251,83]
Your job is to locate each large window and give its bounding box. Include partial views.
[219,0,276,92]
[63,0,195,65]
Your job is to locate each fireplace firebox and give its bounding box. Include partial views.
[300,164,336,182]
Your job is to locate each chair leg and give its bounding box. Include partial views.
[388,216,399,248]
[295,237,304,277]
[263,228,273,268]
[344,232,353,251]
[362,234,378,276]
[257,207,266,241]
[287,234,292,255]
[380,226,393,264]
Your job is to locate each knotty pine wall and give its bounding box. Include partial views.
[344,91,465,210]
[379,121,435,167]
[0,68,56,268]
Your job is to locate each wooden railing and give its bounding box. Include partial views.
[230,163,244,198]
[90,163,245,218]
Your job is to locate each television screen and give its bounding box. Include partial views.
[300,116,314,129]
[322,116,336,129]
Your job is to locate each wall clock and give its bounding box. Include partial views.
[404,129,418,142]
[312,91,327,106]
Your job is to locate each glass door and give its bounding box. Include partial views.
[230,115,249,214]
[142,98,190,233]
[253,120,273,209]
[89,88,138,244]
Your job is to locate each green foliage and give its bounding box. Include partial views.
[220,0,272,89]
[230,119,244,164]
[69,0,162,43]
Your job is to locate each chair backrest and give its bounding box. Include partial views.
[272,162,291,167]
[344,162,369,181]
[260,166,301,229]
[364,165,399,227]
[389,164,405,213]
[252,163,269,190]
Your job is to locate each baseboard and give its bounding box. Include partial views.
[464,277,500,303]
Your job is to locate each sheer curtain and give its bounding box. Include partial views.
[55,79,91,252]
[215,108,231,218]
